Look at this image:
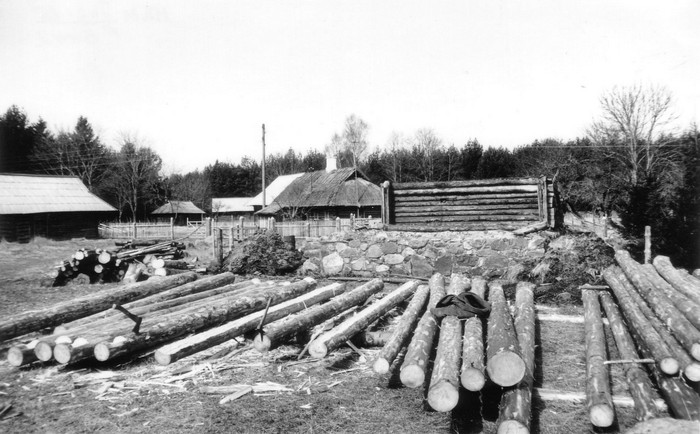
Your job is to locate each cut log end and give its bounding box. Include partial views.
[589,403,615,428]
[252,333,272,353]
[460,368,486,392]
[659,358,680,376]
[373,358,390,375]
[400,365,425,389]
[308,341,328,359]
[93,342,111,362]
[34,341,54,362]
[7,346,32,367]
[684,363,700,382]
[154,351,172,366]
[497,420,529,434]
[692,344,700,362]
[427,380,460,412]
[487,352,526,387]
[53,343,73,364]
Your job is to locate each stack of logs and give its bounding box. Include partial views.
[584,251,700,427]
[51,240,189,286]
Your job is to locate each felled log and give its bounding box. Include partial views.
[153,267,189,277]
[387,223,525,233]
[400,274,446,388]
[393,184,539,195]
[653,256,700,305]
[603,267,679,375]
[7,341,39,367]
[616,250,700,360]
[122,263,142,284]
[353,330,393,347]
[373,284,430,374]
[512,221,548,236]
[460,276,487,391]
[0,273,197,342]
[486,281,525,387]
[598,291,659,421]
[427,274,469,412]
[582,290,614,428]
[393,178,540,190]
[497,282,536,434]
[253,279,384,353]
[631,317,700,420]
[308,280,420,359]
[94,278,317,362]
[154,282,345,365]
[641,264,700,329]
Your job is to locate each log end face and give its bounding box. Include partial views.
[399,365,425,389]
[691,343,700,362]
[659,358,680,376]
[684,363,700,382]
[497,420,529,434]
[154,350,172,366]
[427,381,460,412]
[487,352,526,387]
[253,334,272,353]
[460,368,486,392]
[308,341,328,359]
[34,341,54,362]
[373,358,390,375]
[589,404,615,428]
[7,347,26,367]
[53,343,72,364]
[94,342,111,362]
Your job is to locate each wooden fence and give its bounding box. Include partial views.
[382,177,557,232]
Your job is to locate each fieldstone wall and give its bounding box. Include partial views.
[298,230,550,278]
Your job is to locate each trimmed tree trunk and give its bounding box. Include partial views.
[486,281,525,387]
[641,264,700,329]
[427,274,470,412]
[497,282,536,434]
[94,278,317,362]
[308,280,420,359]
[154,283,346,365]
[373,284,431,374]
[460,276,487,391]
[7,341,39,367]
[603,266,680,375]
[582,290,615,428]
[0,272,197,342]
[653,256,700,305]
[512,221,548,236]
[616,250,700,361]
[598,291,659,421]
[400,273,446,388]
[253,279,384,353]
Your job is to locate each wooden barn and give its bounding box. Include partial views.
[256,167,382,220]
[0,173,117,242]
[151,201,205,225]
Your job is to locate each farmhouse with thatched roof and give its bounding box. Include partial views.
[0,173,117,242]
[151,200,205,225]
[256,166,382,220]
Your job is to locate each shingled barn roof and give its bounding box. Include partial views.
[0,173,116,215]
[151,201,205,215]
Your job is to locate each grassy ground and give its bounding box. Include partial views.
[0,237,668,433]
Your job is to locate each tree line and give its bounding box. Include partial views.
[1,84,697,266]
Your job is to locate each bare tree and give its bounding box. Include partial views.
[588,85,678,185]
[412,128,442,181]
[384,131,409,182]
[342,114,369,171]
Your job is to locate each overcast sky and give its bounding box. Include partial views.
[1,0,698,173]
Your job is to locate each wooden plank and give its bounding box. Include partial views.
[393,185,539,196]
[394,178,539,190]
[394,215,539,224]
[394,194,537,203]
[395,209,539,218]
[394,204,537,213]
[387,222,526,232]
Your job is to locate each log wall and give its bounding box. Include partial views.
[0,212,113,243]
[383,177,556,231]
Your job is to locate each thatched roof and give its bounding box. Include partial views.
[0,173,116,215]
[257,168,381,215]
[151,201,205,215]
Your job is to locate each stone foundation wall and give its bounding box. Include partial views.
[298,230,550,278]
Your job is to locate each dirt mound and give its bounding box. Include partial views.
[520,232,615,305]
[224,231,304,275]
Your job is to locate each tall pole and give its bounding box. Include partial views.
[262,124,266,208]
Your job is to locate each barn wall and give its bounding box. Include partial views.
[0,212,112,242]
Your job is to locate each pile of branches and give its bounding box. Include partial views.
[51,240,188,286]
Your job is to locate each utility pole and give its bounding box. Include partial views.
[262,124,266,208]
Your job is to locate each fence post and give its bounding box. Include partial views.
[239,216,245,240]
[350,213,355,230]
[205,217,211,237]
[269,217,276,233]
[217,228,224,266]
[644,226,651,264]
[336,217,341,233]
[132,221,137,239]
[229,226,234,250]
[306,221,311,238]
[170,217,175,240]
[601,215,608,238]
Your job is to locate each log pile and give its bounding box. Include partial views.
[51,240,191,286]
[601,251,700,422]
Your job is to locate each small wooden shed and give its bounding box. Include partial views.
[0,173,117,242]
[151,201,205,225]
